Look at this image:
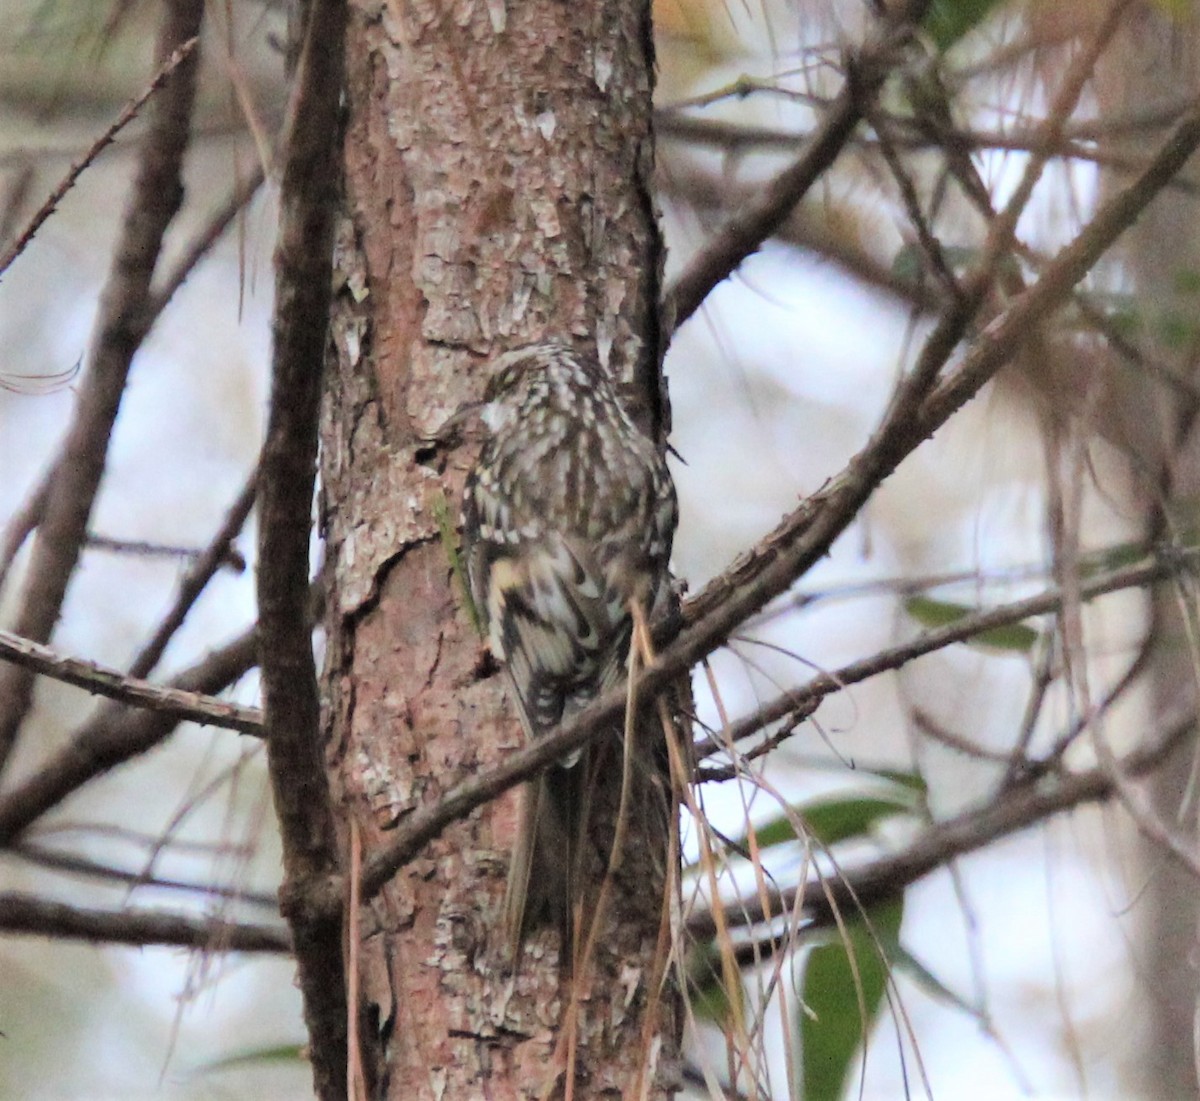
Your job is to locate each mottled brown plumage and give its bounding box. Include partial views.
[461,341,676,955]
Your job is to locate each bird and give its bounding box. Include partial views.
[460,340,677,956]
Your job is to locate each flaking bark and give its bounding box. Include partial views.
[321,1,680,1097]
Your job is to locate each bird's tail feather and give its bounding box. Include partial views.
[504,754,591,963]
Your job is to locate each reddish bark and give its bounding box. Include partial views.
[321,1,679,1095]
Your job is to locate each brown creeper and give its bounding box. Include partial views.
[461,341,677,953]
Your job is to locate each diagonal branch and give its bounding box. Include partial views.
[0,626,259,843]
[0,627,263,734]
[698,714,1195,948]
[0,37,200,279]
[147,165,267,318]
[695,550,1191,761]
[299,104,1200,922]
[662,0,931,331]
[0,470,51,594]
[680,100,1200,635]
[0,173,263,599]
[657,161,932,310]
[126,467,258,680]
[0,0,206,776]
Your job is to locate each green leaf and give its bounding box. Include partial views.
[799,900,903,1101]
[1089,290,1142,338]
[802,795,915,847]
[733,788,917,854]
[870,768,928,796]
[1152,0,1194,19]
[890,242,979,287]
[904,595,1039,652]
[923,0,1006,52]
[890,242,925,287]
[750,813,804,851]
[193,1043,307,1074]
[1155,309,1197,351]
[1079,540,1151,575]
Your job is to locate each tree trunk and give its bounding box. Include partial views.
[319,1,680,1096]
[1093,9,1200,1097]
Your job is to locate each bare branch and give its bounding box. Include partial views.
[0,626,263,734]
[681,99,1200,636]
[0,37,200,278]
[0,0,207,774]
[0,626,259,843]
[658,160,931,310]
[917,105,1200,431]
[662,0,932,331]
[0,891,290,953]
[696,550,1188,761]
[657,109,1196,159]
[12,841,279,910]
[147,164,267,318]
[126,467,258,679]
[0,182,260,597]
[256,2,349,1096]
[698,715,1195,946]
[83,534,240,564]
[0,470,50,594]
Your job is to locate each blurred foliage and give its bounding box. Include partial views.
[689,784,925,1096]
[799,899,904,1101]
[923,0,1008,52]
[904,595,1040,652]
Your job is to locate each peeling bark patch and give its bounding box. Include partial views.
[327,0,678,1095]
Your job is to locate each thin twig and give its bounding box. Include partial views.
[127,467,258,679]
[694,714,1195,944]
[864,100,963,300]
[83,534,237,564]
[917,103,1200,433]
[657,113,1200,195]
[0,625,259,843]
[0,470,51,594]
[12,841,279,910]
[657,161,934,309]
[696,549,1192,761]
[662,0,931,331]
[147,163,267,317]
[0,38,200,279]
